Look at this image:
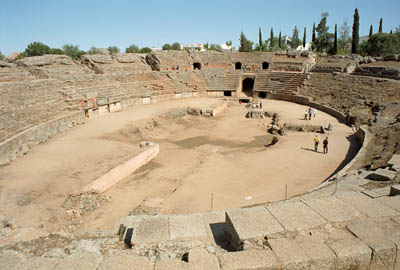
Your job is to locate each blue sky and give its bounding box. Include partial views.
[1,0,399,55]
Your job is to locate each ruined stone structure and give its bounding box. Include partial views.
[0,51,399,269]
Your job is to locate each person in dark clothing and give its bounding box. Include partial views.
[323,137,329,154]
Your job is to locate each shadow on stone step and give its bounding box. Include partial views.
[210,222,237,252]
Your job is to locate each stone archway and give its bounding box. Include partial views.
[262,62,269,70]
[242,78,254,97]
[193,62,201,70]
[235,62,242,70]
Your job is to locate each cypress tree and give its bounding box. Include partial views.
[303,27,306,48]
[270,28,274,49]
[369,25,373,38]
[259,27,262,48]
[278,31,282,48]
[390,30,393,34]
[312,23,316,49]
[333,24,338,54]
[352,8,359,54]
[379,18,383,33]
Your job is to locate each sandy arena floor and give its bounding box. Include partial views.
[0,98,358,236]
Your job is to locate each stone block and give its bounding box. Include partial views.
[55,251,103,270]
[201,210,226,244]
[389,154,400,166]
[362,187,391,198]
[131,216,169,244]
[376,195,400,212]
[0,156,10,166]
[0,250,24,270]
[269,237,311,269]
[155,259,186,270]
[346,220,396,270]
[367,168,397,181]
[169,214,208,241]
[225,207,283,249]
[303,196,361,223]
[327,238,371,270]
[294,234,336,270]
[17,257,57,270]
[98,254,153,270]
[336,191,398,218]
[188,247,219,270]
[390,185,400,196]
[266,201,326,232]
[220,249,281,270]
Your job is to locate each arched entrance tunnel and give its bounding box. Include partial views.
[193,62,201,70]
[242,78,254,97]
[235,62,242,70]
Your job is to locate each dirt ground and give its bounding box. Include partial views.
[0,98,357,237]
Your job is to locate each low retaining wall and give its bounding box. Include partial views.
[83,144,160,193]
[0,112,84,166]
[267,94,346,123]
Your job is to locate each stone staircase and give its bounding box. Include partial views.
[110,171,400,269]
[254,72,307,95]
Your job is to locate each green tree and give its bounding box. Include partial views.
[278,31,282,48]
[25,42,51,56]
[50,48,64,55]
[0,51,4,60]
[379,18,383,33]
[312,23,316,49]
[291,26,299,49]
[396,25,400,33]
[315,15,332,52]
[303,27,306,48]
[126,44,139,53]
[239,31,253,52]
[88,47,99,54]
[360,33,400,56]
[339,19,350,52]
[270,28,274,49]
[332,24,338,55]
[369,25,373,38]
[108,46,120,54]
[139,47,152,53]
[62,44,85,60]
[162,44,171,50]
[209,44,222,52]
[258,27,262,48]
[352,8,360,54]
[226,40,232,46]
[171,42,181,50]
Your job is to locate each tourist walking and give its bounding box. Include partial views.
[323,137,329,154]
[314,135,320,152]
[304,110,308,120]
[308,108,313,120]
[313,109,317,118]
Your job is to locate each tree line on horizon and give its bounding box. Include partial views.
[239,9,400,56]
[2,9,399,61]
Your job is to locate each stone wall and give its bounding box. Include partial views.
[0,112,84,166]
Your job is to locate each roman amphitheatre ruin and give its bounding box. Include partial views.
[0,50,399,269]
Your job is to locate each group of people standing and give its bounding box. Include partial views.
[314,135,329,154]
[305,107,316,120]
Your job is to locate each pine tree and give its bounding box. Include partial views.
[270,28,274,49]
[352,8,360,54]
[390,30,393,34]
[312,23,316,49]
[303,27,306,48]
[239,31,253,52]
[369,25,373,38]
[333,24,338,54]
[259,27,262,47]
[291,26,299,49]
[379,18,383,33]
[278,31,282,49]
